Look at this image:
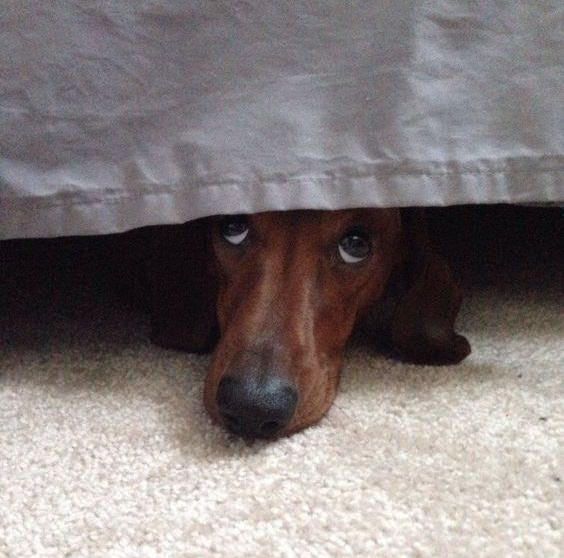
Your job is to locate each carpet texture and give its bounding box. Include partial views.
[1,208,562,557]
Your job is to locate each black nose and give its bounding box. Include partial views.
[216,375,298,439]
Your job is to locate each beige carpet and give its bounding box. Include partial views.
[1,209,563,557]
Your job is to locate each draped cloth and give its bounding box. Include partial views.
[1,1,562,238]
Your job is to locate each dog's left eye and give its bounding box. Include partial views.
[338,228,371,263]
[220,216,249,245]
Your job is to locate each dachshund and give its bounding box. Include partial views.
[143,208,470,439]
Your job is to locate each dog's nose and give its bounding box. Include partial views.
[216,375,298,438]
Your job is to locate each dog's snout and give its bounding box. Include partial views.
[216,375,298,439]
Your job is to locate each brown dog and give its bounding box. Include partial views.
[146,208,470,439]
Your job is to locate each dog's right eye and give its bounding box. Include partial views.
[220,216,249,245]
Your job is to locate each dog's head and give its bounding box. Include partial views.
[204,209,404,438]
[148,208,470,439]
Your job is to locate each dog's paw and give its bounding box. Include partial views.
[403,332,471,365]
[150,322,217,354]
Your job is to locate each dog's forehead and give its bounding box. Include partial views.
[319,208,399,230]
[250,208,398,235]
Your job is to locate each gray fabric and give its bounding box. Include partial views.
[1,1,563,239]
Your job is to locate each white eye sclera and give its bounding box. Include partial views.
[220,217,249,245]
[224,229,248,245]
[338,229,371,263]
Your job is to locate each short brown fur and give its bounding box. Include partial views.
[148,208,470,437]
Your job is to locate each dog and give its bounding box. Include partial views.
[143,208,470,439]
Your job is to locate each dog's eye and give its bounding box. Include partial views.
[338,228,371,263]
[220,216,249,245]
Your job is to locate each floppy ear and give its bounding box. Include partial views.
[146,217,219,354]
[367,209,471,365]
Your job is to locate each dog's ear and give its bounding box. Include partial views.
[366,209,471,364]
[146,217,219,353]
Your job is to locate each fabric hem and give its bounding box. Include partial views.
[1,168,562,239]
